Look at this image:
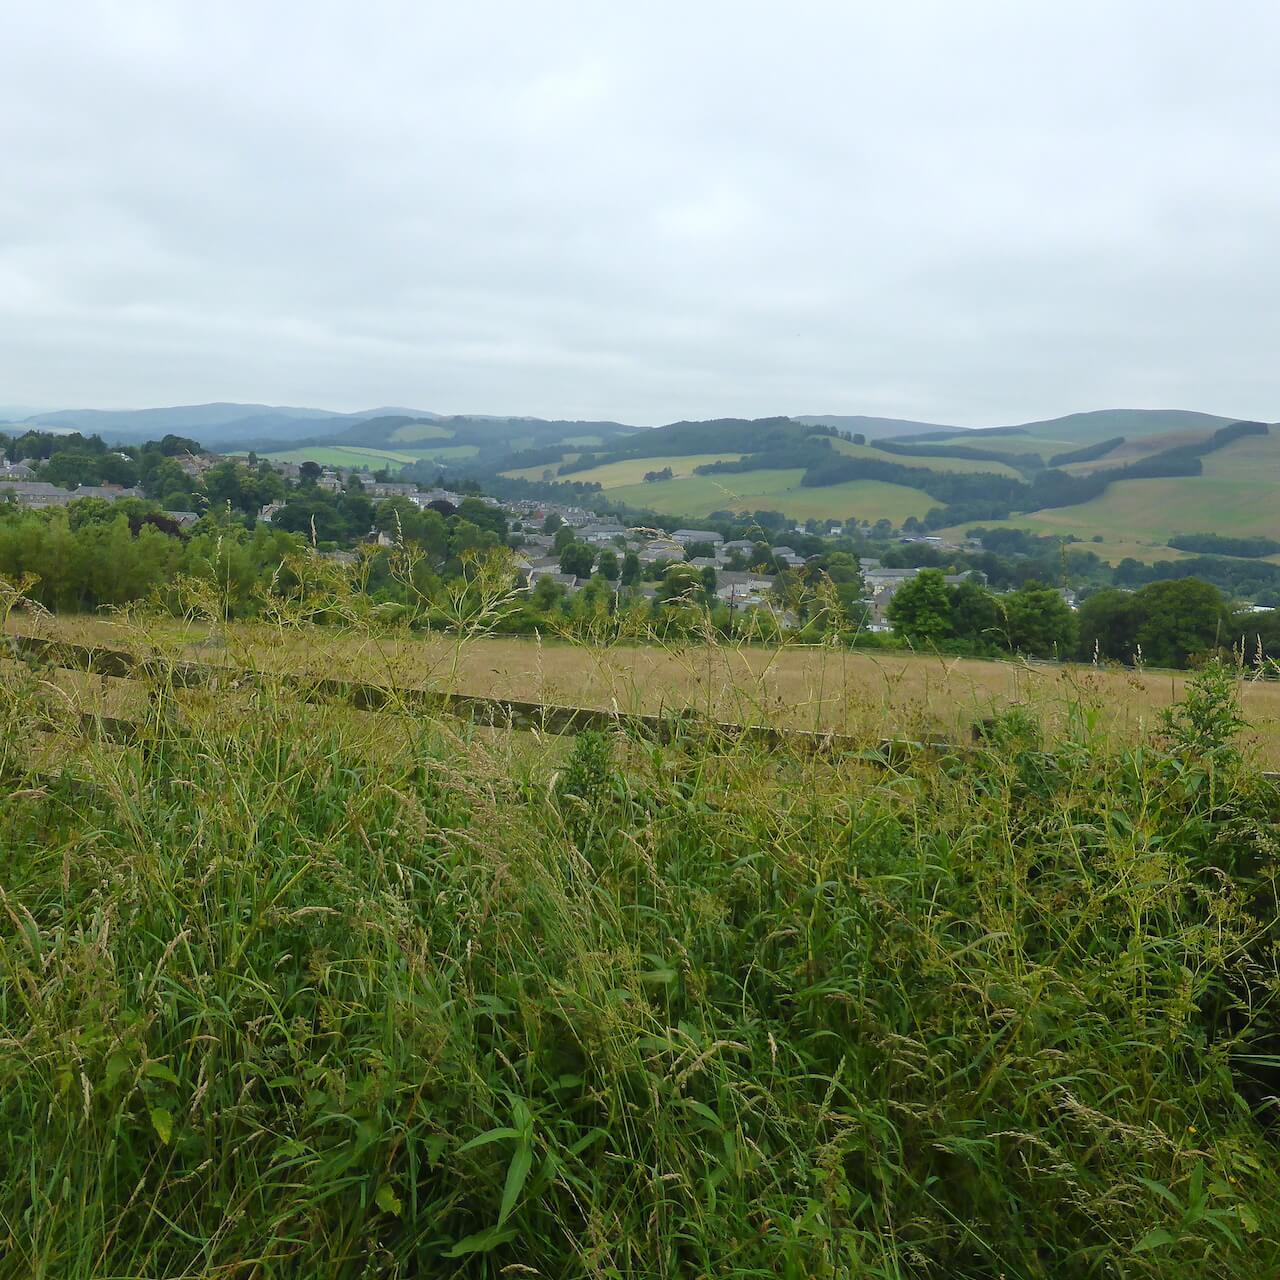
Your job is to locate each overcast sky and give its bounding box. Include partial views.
[2,3,1278,425]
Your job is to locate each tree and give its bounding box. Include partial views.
[999,582,1076,658]
[553,525,577,553]
[620,550,641,586]
[532,574,565,609]
[559,543,595,578]
[456,497,508,541]
[886,569,953,643]
[852,433,866,446]
[1076,589,1141,662]
[1133,579,1228,668]
[299,461,323,482]
[657,563,703,604]
[543,511,563,534]
[596,549,620,581]
[949,579,1001,647]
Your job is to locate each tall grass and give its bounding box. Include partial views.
[2,570,1279,1277]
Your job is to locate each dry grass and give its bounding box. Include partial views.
[11,611,1280,766]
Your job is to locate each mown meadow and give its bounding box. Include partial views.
[2,574,1280,1277]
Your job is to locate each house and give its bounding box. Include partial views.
[410,487,465,508]
[0,480,74,508]
[528,571,580,592]
[165,510,201,528]
[670,528,724,547]
[862,567,919,590]
[580,522,627,545]
[72,485,143,502]
[364,481,419,499]
[0,461,35,480]
[258,502,285,523]
[639,537,684,564]
[721,539,756,553]
[715,571,777,609]
[769,546,805,567]
[175,453,222,479]
[316,471,343,492]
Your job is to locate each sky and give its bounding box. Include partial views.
[2,2,1279,426]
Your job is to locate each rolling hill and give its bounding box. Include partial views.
[489,409,1276,546]
[9,403,444,448]
[11,399,1272,550]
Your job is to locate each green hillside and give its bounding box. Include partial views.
[606,470,935,522]
[248,406,1274,542]
[941,427,1280,562]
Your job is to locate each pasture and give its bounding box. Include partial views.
[265,442,480,469]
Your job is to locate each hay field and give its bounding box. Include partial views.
[12,614,1280,765]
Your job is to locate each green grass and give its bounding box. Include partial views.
[388,423,453,443]
[403,443,479,463]
[831,438,1025,477]
[609,469,935,522]
[264,445,420,467]
[937,431,1280,559]
[266,443,479,470]
[502,454,936,523]
[3,594,1279,1276]
[502,454,743,485]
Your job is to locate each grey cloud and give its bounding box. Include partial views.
[2,1,1278,423]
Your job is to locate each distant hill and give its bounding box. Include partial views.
[17,403,443,447]
[987,408,1240,444]
[797,408,1242,445]
[794,414,963,439]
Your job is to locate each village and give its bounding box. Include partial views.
[1,450,993,628]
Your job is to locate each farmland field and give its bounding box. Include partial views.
[939,431,1280,559]
[265,442,479,469]
[830,439,1024,477]
[897,433,1069,458]
[503,454,744,487]
[387,422,452,442]
[15,613,1280,763]
[262,444,419,467]
[607,470,936,522]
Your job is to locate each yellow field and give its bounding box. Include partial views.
[11,615,1280,766]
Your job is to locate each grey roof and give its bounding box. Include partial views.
[0,480,66,496]
[863,567,918,580]
[715,570,776,589]
[72,485,142,501]
[671,528,724,542]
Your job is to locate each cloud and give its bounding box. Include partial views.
[1,1,1278,423]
